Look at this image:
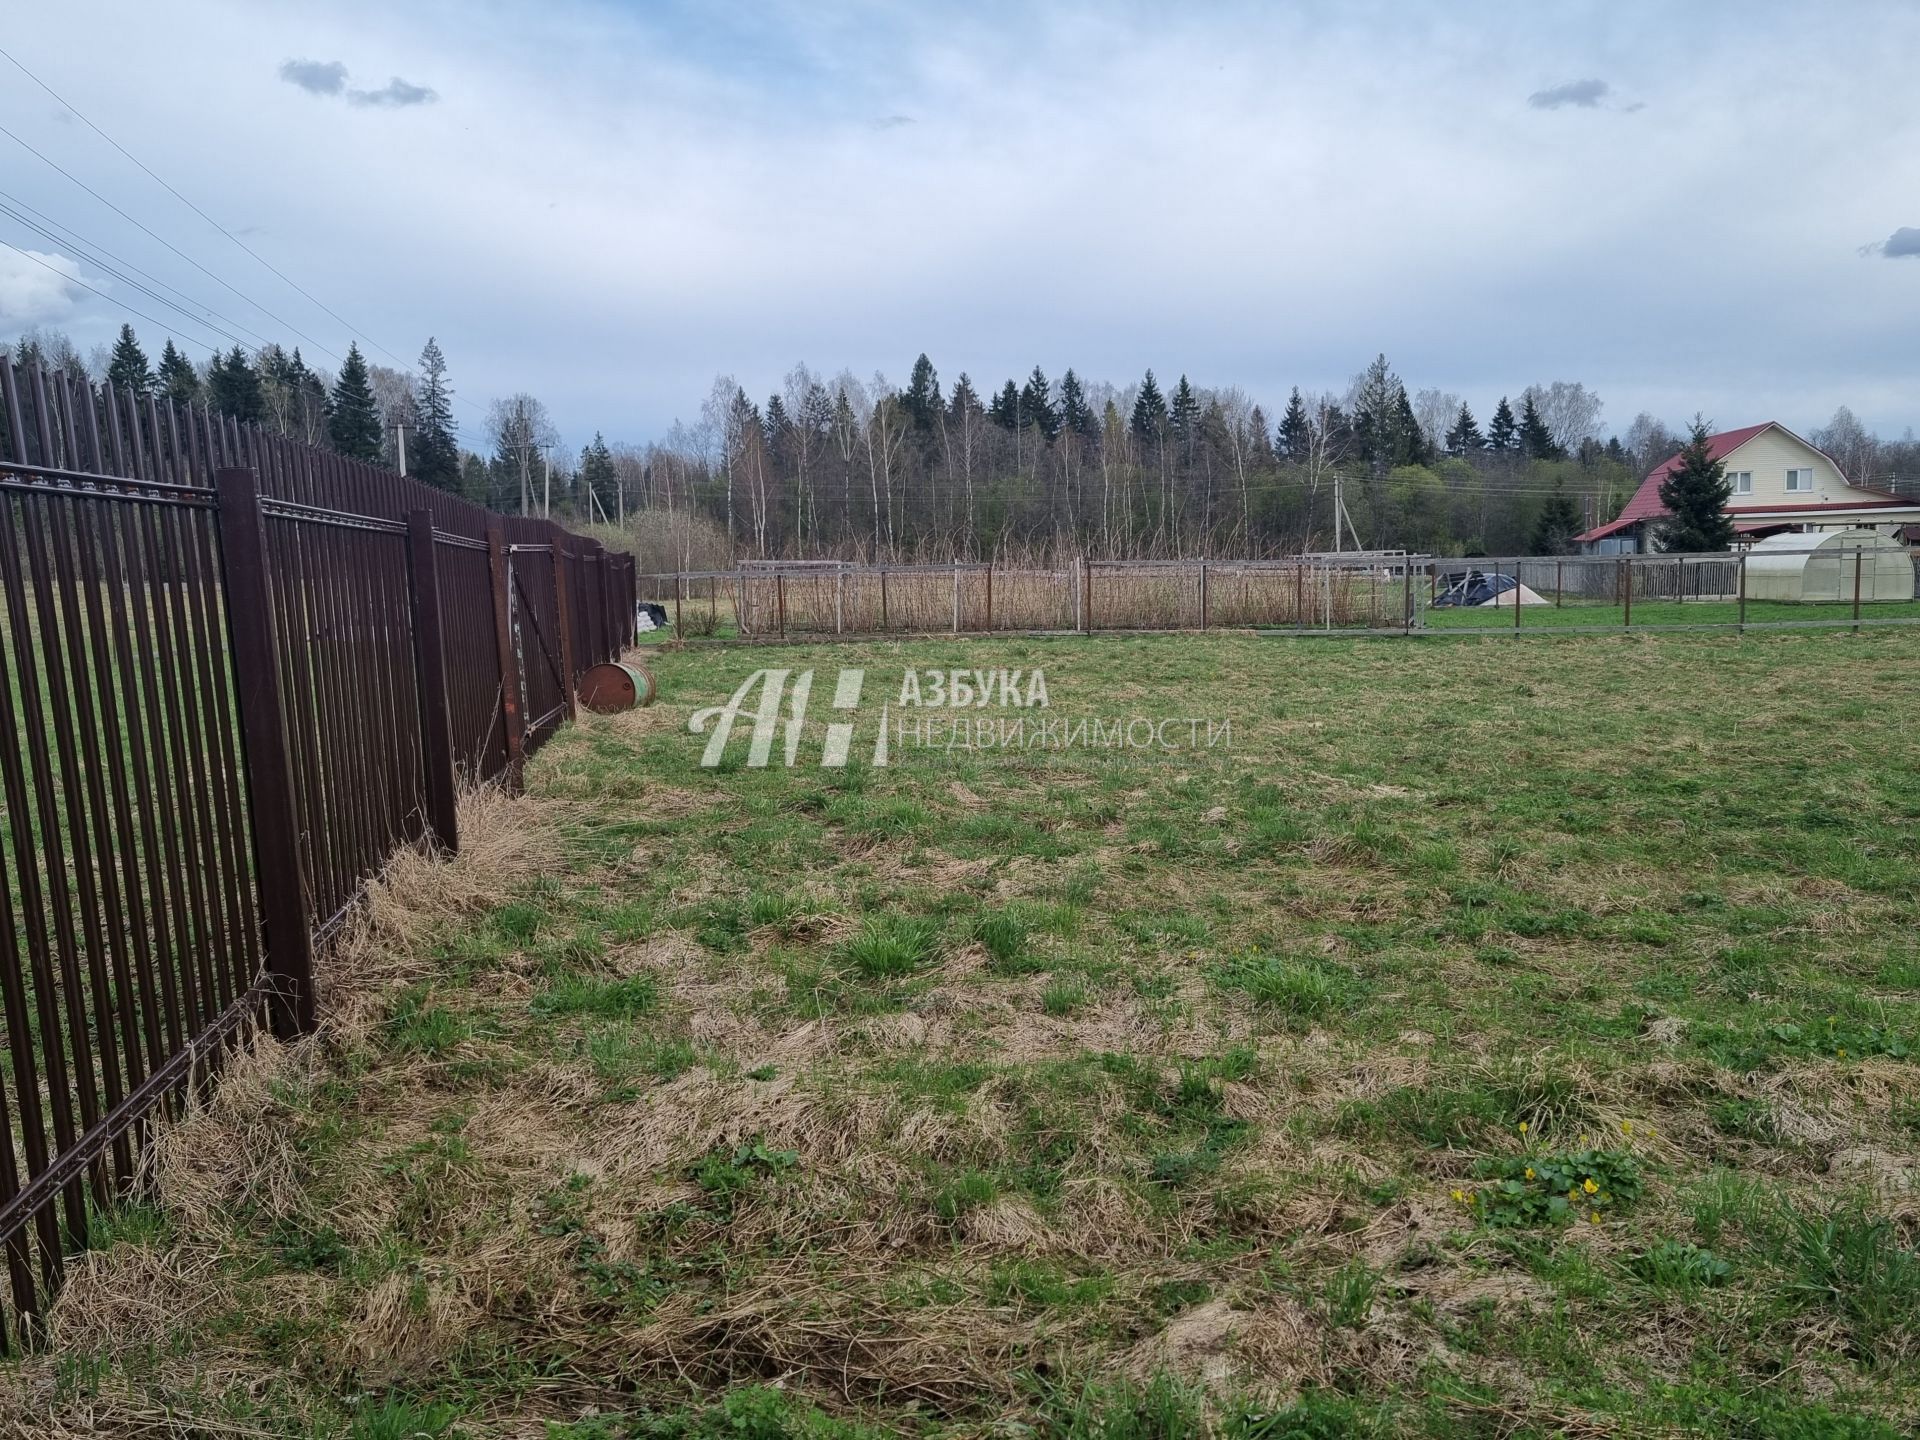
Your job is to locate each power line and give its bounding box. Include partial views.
[0,197,262,353]
[0,43,414,374]
[0,239,230,355]
[0,118,346,365]
[0,186,276,348]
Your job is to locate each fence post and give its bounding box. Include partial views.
[552,535,577,720]
[486,519,525,779]
[1623,557,1633,628]
[986,562,993,632]
[1199,560,1208,630]
[1853,545,1863,631]
[674,572,683,635]
[952,561,960,633]
[880,565,889,632]
[405,511,460,856]
[1738,551,1748,633]
[213,467,314,1040]
[1083,556,1092,634]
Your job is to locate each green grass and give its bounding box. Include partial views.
[17,627,1920,1438]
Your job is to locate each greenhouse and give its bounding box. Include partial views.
[1742,528,1916,603]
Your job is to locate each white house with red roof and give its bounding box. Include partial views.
[1576,422,1920,554]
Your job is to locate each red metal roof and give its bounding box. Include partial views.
[1571,422,1903,543]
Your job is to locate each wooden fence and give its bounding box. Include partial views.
[0,357,635,1347]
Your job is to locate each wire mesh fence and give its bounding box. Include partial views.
[641,545,1920,640]
[0,357,635,1349]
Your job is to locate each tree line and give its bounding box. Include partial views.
[6,323,1915,564]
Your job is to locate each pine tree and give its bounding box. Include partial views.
[1518,393,1563,460]
[902,354,941,431]
[1129,370,1167,444]
[157,340,199,405]
[989,379,1020,431]
[1059,369,1095,439]
[326,342,383,462]
[207,347,264,424]
[1276,387,1310,461]
[410,338,460,489]
[1019,366,1059,440]
[1656,418,1734,552]
[1531,486,1584,555]
[1486,396,1519,452]
[1444,403,1482,455]
[106,324,152,396]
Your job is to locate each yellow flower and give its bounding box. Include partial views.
[1451,1189,1465,1203]
[1582,1178,1599,1195]
[1524,1167,1535,1180]
[1838,1048,1848,1059]
[1567,1189,1578,1204]
[1466,1192,1476,1204]
[1579,1135,1589,1146]
[1518,1121,1529,1134]
[1589,1210,1601,1224]
[1621,1121,1633,1136]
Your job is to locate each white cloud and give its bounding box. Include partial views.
[0,247,88,326]
[6,0,1920,440]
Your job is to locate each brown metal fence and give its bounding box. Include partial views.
[0,357,635,1348]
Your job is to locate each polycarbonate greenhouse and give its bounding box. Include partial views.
[1742,529,1916,603]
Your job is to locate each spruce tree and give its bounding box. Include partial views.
[1059,369,1095,439]
[157,340,199,405]
[1486,396,1519,452]
[1445,402,1481,455]
[580,432,617,517]
[764,394,791,452]
[410,338,460,490]
[989,380,1020,431]
[949,373,983,423]
[1169,376,1201,446]
[1518,393,1563,460]
[1019,366,1059,440]
[1656,418,1734,552]
[208,346,265,424]
[1129,370,1167,444]
[1393,386,1431,465]
[1276,387,1310,460]
[902,354,941,431]
[106,324,152,396]
[1531,486,1584,555]
[326,342,384,462]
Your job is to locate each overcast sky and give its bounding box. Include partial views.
[1,0,1917,452]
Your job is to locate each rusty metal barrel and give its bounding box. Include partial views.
[578,660,656,713]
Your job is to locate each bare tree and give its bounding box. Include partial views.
[1624,413,1678,477]
[1412,388,1462,454]
[1524,381,1604,453]
[701,374,742,557]
[1812,405,1877,481]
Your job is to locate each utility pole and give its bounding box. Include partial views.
[394,424,408,477]
[541,444,553,519]
[517,438,531,515]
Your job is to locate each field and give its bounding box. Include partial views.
[7,627,1920,1438]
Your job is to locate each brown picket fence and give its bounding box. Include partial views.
[0,357,635,1348]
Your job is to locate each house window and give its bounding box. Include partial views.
[1729,471,1752,495]
[1785,467,1813,492]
